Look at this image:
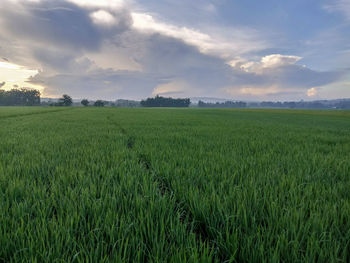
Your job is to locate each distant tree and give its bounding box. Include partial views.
[94,100,105,107]
[0,89,5,105]
[58,94,73,106]
[141,95,191,107]
[81,99,89,107]
[22,88,41,106]
[0,87,40,106]
[198,100,205,107]
[115,99,140,107]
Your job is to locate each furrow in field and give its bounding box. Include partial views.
[136,152,230,262]
[104,113,219,261]
[106,115,224,261]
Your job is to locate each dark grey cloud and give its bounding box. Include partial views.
[28,33,237,99]
[32,48,93,73]
[1,3,99,51]
[29,70,162,99]
[0,1,131,51]
[134,34,234,87]
[0,82,5,88]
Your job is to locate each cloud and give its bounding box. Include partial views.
[66,0,126,10]
[315,80,350,99]
[261,54,302,68]
[29,69,162,99]
[230,54,303,74]
[0,61,40,90]
[28,34,235,99]
[152,80,191,96]
[90,10,118,26]
[307,87,317,97]
[1,2,100,51]
[324,0,350,21]
[203,3,216,14]
[0,81,5,88]
[131,12,267,59]
[225,54,342,100]
[0,0,345,100]
[229,54,340,89]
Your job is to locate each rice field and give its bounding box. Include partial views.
[0,107,349,262]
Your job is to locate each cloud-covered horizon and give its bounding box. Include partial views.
[0,0,349,100]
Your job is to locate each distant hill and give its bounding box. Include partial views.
[190,97,231,103]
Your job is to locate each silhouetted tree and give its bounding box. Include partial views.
[141,95,190,107]
[94,100,105,107]
[0,88,40,106]
[58,94,73,106]
[81,99,89,107]
[0,90,5,105]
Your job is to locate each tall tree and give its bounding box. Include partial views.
[58,94,73,106]
[94,100,105,107]
[81,99,89,107]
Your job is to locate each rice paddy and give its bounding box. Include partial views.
[0,107,349,262]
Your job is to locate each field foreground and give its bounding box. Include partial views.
[0,107,349,262]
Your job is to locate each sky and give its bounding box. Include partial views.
[0,0,349,101]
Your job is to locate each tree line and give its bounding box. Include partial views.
[141,95,191,107]
[249,100,350,109]
[0,88,40,106]
[198,100,247,108]
[80,99,105,107]
[47,96,105,107]
[2,86,350,109]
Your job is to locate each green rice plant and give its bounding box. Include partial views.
[0,107,349,262]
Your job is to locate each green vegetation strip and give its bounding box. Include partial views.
[0,107,349,262]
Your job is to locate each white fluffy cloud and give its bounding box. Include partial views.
[261,54,302,68]
[66,0,125,9]
[90,10,117,25]
[225,54,341,100]
[230,54,303,74]
[131,12,266,59]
